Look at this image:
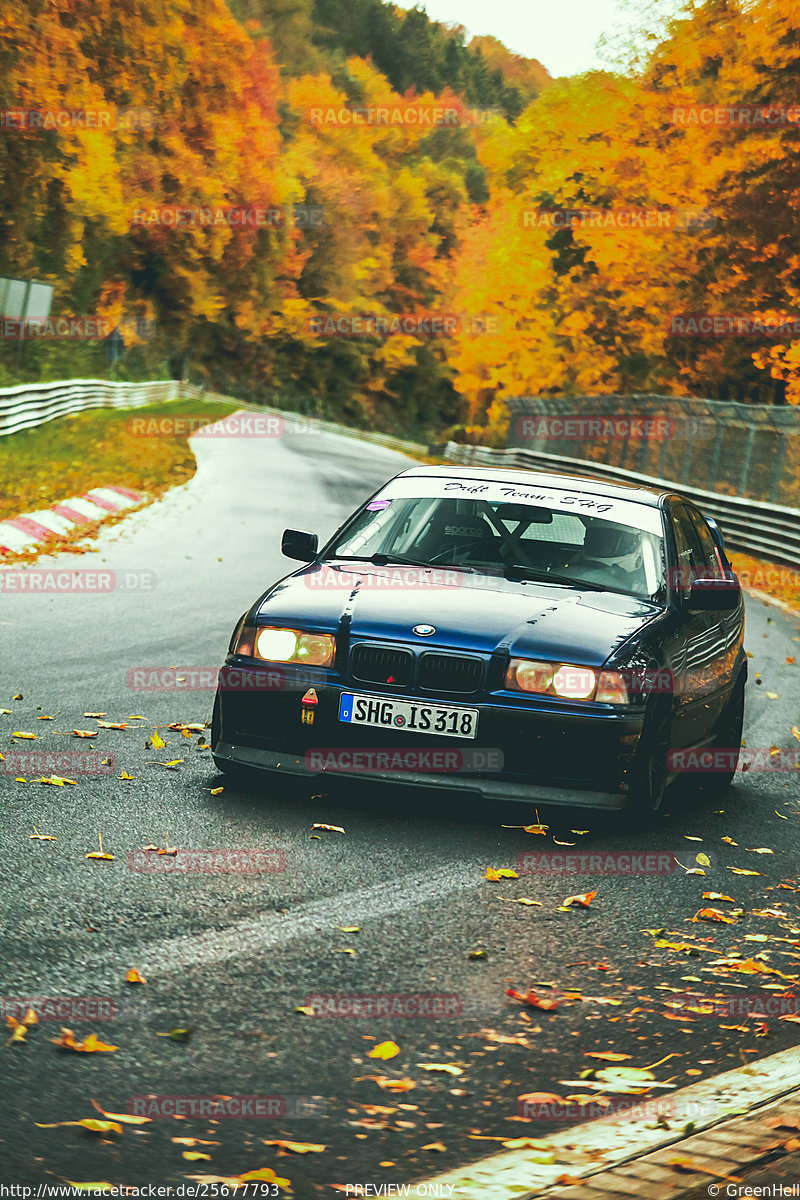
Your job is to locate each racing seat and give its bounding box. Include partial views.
[414,500,504,565]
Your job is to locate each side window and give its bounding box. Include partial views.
[687,507,725,579]
[671,505,707,595]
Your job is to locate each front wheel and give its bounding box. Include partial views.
[687,670,746,800]
[626,696,672,823]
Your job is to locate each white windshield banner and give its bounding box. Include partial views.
[373,474,664,535]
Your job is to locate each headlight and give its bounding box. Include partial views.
[505,659,629,705]
[233,624,335,667]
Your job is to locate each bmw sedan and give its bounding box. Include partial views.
[211,465,746,818]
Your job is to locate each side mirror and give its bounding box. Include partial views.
[688,575,740,611]
[282,528,318,562]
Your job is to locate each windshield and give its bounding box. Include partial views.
[329,488,665,599]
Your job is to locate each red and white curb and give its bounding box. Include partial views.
[0,486,146,553]
[415,1044,800,1198]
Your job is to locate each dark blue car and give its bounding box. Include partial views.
[211,465,746,818]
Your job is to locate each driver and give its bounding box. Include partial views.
[577,523,645,586]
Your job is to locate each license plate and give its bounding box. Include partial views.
[339,693,479,740]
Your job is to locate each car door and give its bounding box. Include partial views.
[669,502,732,747]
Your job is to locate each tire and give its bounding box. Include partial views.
[626,695,672,824]
[687,669,746,800]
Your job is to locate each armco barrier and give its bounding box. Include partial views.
[2,377,798,567]
[441,441,800,569]
[0,378,181,436]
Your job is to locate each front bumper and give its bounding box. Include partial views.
[212,660,647,811]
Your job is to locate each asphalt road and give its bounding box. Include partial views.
[1,422,800,1194]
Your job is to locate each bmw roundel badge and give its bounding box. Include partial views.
[412,624,436,636]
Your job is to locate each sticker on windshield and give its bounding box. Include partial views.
[366,498,393,511]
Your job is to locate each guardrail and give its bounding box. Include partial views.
[3,376,797,568]
[441,441,800,569]
[0,378,180,436]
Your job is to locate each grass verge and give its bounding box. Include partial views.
[0,398,238,561]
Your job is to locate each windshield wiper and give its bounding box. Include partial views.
[502,565,605,591]
[332,553,442,569]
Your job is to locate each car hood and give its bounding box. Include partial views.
[255,562,662,668]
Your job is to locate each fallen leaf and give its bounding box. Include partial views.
[485,867,519,880]
[183,1153,211,1162]
[518,1091,565,1104]
[150,730,166,749]
[418,1063,463,1076]
[746,848,774,854]
[72,730,98,738]
[126,969,146,985]
[368,1041,400,1060]
[30,825,57,841]
[727,868,761,875]
[156,1028,192,1042]
[563,891,597,908]
[83,713,106,718]
[722,837,738,846]
[86,833,114,861]
[496,896,543,906]
[13,731,35,739]
[421,1142,446,1151]
[89,1100,151,1125]
[507,989,563,1011]
[35,1119,123,1135]
[51,1028,118,1053]
[261,1139,325,1153]
[209,787,223,795]
[97,722,126,730]
[61,1183,113,1192]
[185,1169,289,1189]
[311,823,344,833]
[703,893,735,902]
[585,1052,632,1061]
[691,909,738,924]
[523,824,548,835]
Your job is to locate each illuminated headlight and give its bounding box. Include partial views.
[234,624,335,666]
[505,659,629,704]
